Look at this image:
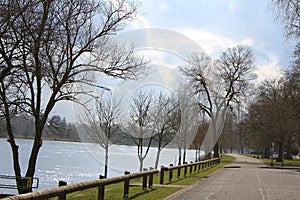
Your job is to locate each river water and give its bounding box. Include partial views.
[0,138,197,194]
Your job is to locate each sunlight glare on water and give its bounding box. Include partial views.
[0,138,198,194]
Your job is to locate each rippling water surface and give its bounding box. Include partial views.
[0,138,197,194]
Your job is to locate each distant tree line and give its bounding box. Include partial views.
[0,114,79,141]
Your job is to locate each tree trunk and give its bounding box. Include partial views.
[154,142,162,169]
[7,139,24,194]
[3,99,23,194]
[24,137,42,193]
[138,138,143,172]
[7,139,21,174]
[154,149,161,169]
[104,144,109,178]
[213,141,219,158]
[197,147,201,161]
[23,115,47,194]
[277,141,283,162]
[240,134,244,154]
[183,148,186,163]
[139,157,143,172]
[286,141,291,159]
[178,147,182,165]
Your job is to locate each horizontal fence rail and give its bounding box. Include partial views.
[2,158,220,200]
[2,169,159,200]
[160,158,220,184]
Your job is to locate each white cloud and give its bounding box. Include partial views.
[136,49,184,69]
[177,28,254,56]
[254,62,283,82]
[129,14,151,29]
[254,48,284,82]
[254,57,283,82]
[159,2,169,11]
[175,28,283,83]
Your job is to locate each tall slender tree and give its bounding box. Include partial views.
[80,92,123,178]
[152,93,179,169]
[128,90,155,172]
[172,84,198,165]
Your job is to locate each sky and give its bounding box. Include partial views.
[126,0,293,81]
[54,0,294,121]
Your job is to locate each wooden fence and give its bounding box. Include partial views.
[2,158,220,200]
[160,158,220,184]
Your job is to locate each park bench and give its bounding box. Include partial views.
[0,175,39,190]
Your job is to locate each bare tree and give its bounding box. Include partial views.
[181,45,255,158]
[0,0,145,193]
[244,76,299,163]
[128,90,156,172]
[181,53,223,158]
[271,0,300,38]
[242,97,275,156]
[151,93,179,169]
[271,0,300,65]
[172,84,199,165]
[80,92,123,178]
[0,0,31,193]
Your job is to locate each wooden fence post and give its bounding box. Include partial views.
[149,167,154,188]
[124,171,130,198]
[58,181,67,200]
[160,166,165,184]
[98,175,105,200]
[177,166,181,178]
[142,168,147,190]
[190,162,193,174]
[169,164,173,182]
[184,162,188,176]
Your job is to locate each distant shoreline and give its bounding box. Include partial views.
[0,136,90,144]
[0,137,198,150]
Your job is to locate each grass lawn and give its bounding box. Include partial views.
[262,158,300,167]
[50,155,235,200]
[244,154,300,167]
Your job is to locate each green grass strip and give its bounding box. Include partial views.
[243,154,300,167]
[51,155,235,200]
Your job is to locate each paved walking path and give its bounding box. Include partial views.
[164,154,300,200]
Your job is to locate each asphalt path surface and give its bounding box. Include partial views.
[165,154,300,200]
